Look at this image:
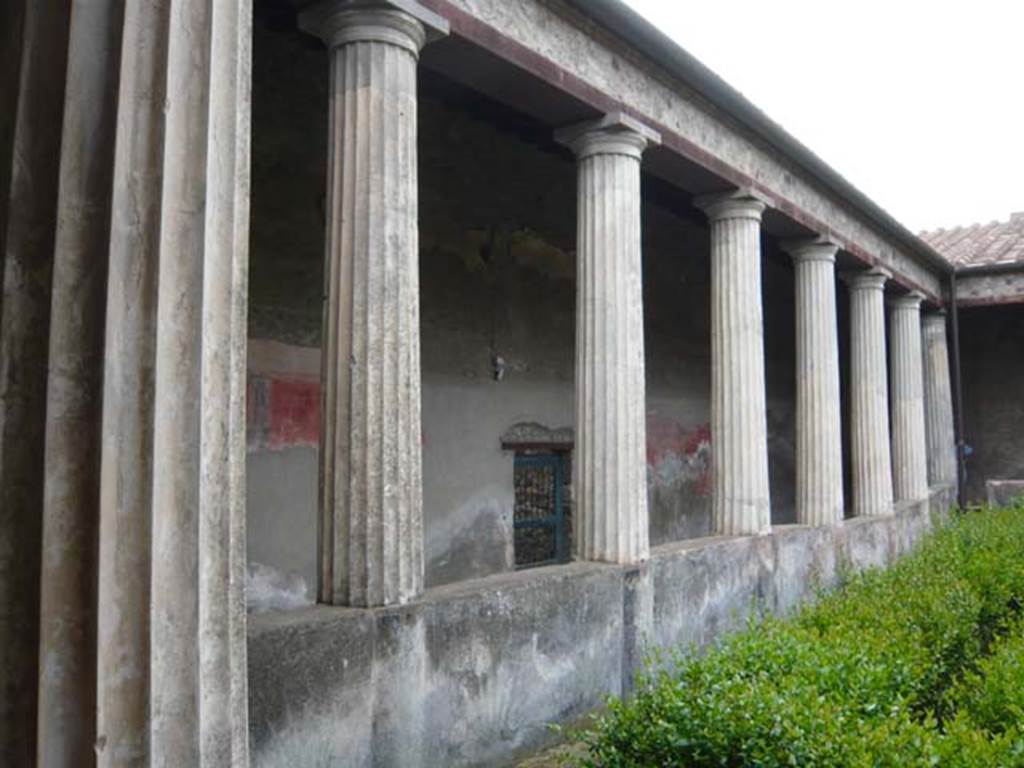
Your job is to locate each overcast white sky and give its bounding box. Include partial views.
[621,0,1024,233]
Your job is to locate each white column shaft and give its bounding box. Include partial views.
[556,114,658,564]
[148,1,251,764]
[305,6,438,607]
[889,294,929,501]
[922,313,957,486]
[573,145,649,563]
[789,244,843,525]
[848,271,894,516]
[98,2,252,766]
[96,3,173,760]
[703,196,771,535]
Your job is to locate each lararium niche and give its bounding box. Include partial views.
[501,422,575,568]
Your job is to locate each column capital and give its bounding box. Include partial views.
[782,237,839,264]
[300,0,449,54]
[554,112,661,161]
[843,266,891,292]
[695,190,767,223]
[922,309,948,328]
[888,290,924,311]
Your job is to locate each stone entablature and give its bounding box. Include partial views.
[417,0,945,301]
[956,269,1024,305]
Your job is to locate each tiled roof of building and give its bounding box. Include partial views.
[920,212,1024,268]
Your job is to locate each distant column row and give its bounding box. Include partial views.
[692,204,955,537]
[533,119,958,561]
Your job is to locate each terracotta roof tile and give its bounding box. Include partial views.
[920,212,1024,267]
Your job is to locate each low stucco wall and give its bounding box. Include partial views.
[247,486,953,767]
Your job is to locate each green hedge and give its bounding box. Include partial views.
[579,504,1024,767]
[946,616,1024,737]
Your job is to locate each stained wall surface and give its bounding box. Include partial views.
[246,21,798,597]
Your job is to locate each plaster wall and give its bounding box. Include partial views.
[960,305,1024,502]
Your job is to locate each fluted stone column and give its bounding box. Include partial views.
[1,4,71,763]
[556,113,659,564]
[102,3,253,765]
[847,269,894,516]
[2,2,253,766]
[922,312,957,486]
[697,193,771,536]
[300,1,447,607]
[889,292,929,501]
[784,239,844,526]
[38,3,121,764]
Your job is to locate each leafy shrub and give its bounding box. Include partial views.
[947,617,1024,739]
[579,504,1024,767]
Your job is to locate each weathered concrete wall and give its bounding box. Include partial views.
[246,21,798,591]
[960,305,1024,502]
[248,487,952,768]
